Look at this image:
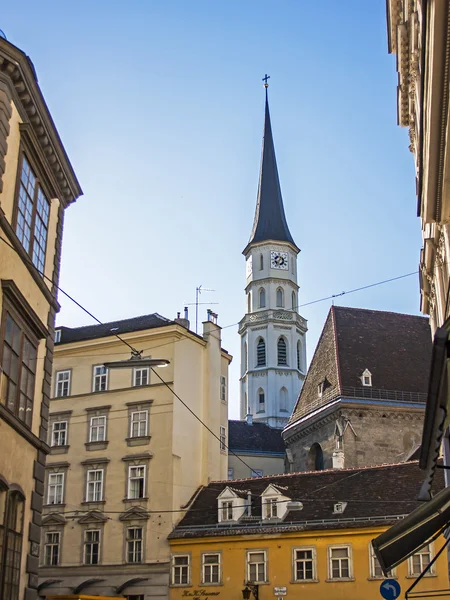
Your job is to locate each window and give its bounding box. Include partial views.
[54,329,61,343]
[220,376,227,401]
[133,367,149,387]
[256,338,266,367]
[277,337,287,365]
[251,469,263,477]
[1,492,24,600]
[369,543,385,578]
[227,468,234,480]
[221,501,233,521]
[258,389,265,412]
[86,470,104,502]
[294,548,315,581]
[89,416,106,442]
[202,553,221,584]
[15,155,50,274]
[55,370,71,397]
[280,387,288,412]
[130,411,148,438]
[308,443,324,471]
[259,254,264,270]
[52,421,67,447]
[172,555,190,585]
[297,340,302,370]
[47,473,64,505]
[128,465,145,499]
[292,291,297,310]
[328,545,352,579]
[0,311,37,427]
[318,382,324,398]
[259,288,266,308]
[220,426,226,451]
[276,287,284,307]
[409,544,434,576]
[247,550,267,583]
[243,342,248,372]
[126,527,143,563]
[361,369,372,387]
[264,498,278,519]
[44,531,60,566]
[84,530,100,565]
[93,365,108,392]
[0,484,6,574]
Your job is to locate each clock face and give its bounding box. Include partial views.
[246,255,253,277]
[270,251,288,270]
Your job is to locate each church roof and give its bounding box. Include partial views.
[169,460,444,538]
[287,306,431,427]
[228,420,286,455]
[244,92,298,254]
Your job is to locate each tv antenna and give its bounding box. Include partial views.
[186,285,217,333]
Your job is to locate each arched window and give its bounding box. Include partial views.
[2,491,25,599]
[259,288,266,308]
[292,291,296,310]
[276,287,284,307]
[256,338,266,367]
[258,388,265,412]
[308,443,324,471]
[280,387,288,412]
[260,254,264,270]
[247,293,251,313]
[297,340,302,371]
[277,337,287,366]
[0,481,7,566]
[243,342,248,373]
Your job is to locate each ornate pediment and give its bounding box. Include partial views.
[42,513,66,526]
[119,506,149,521]
[77,510,108,524]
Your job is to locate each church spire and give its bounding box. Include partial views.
[244,79,298,254]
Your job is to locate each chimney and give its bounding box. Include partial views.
[174,307,190,330]
[332,449,345,470]
[246,411,253,426]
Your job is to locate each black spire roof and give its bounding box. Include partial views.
[244,91,298,253]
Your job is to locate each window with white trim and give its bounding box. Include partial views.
[202,553,221,584]
[220,376,227,401]
[369,543,390,579]
[130,411,148,438]
[328,545,352,579]
[172,554,190,585]
[126,527,143,563]
[220,426,226,451]
[264,498,278,519]
[408,544,434,576]
[128,465,145,499]
[55,370,71,397]
[221,501,233,521]
[52,421,67,447]
[133,367,149,387]
[93,365,108,392]
[84,529,100,565]
[277,337,287,365]
[47,473,64,505]
[276,287,284,307]
[89,416,106,442]
[54,329,61,343]
[256,338,266,367]
[44,531,60,566]
[293,547,315,581]
[247,550,267,583]
[86,469,104,502]
[361,369,372,387]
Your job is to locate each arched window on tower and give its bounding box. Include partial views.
[258,388,265,412]
[308,443,324,471]
[297,340,302,371]
[292,291,297,310]
[243,342,248,373]
[259,288,266,308]
[260,254,264,270]
[256,338,266,367]
[280,387,288,412]
[276,287,284,307]
[277,337,287,366]
[247,292,251,313]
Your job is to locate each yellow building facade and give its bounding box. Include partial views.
[0,35,81,600]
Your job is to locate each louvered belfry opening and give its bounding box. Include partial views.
[257,338,266,366]
[278,337,287,365]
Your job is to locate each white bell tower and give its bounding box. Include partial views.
[239,83,307,429]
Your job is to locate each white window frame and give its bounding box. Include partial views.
[133,367,149,387]
[54,329,61,343]
[368,542,394,579]
[44,531,61,566]
[92,365,108,392]
[264,498,278,519]
[55,370,71,397]
[220,426,226,451]
[221,500,233,521]
[86,469,104,502]
[247,550,267,584]
[202,552,221,584]
[47,472,64,505]
[51,421,68,447]
[361,369,372,387]
[128,465,146,499]
[126,526,143,563]
[84,529,100,565]
[328,544,353,580]
[220,376,227,402]
[130,410,148,438]
[172,554,191,586]
[408,543,435,577]
[89,415,106,442]
[293,547,316,582]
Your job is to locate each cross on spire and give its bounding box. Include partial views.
[262,73,270,88]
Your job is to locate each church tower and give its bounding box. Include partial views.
[239,82,307,429]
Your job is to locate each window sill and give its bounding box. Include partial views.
[199,582,223,587]
[405,574,436,579]
[169,584,192,588]
[325,578,355,583]
[123,497,149,504]
[126,436,151,447]
[43,503,66,509]
[290,580,319,584]
[50,445,70,455]
[85,441,109,451]
[81,500,106,506]
[367,577,398,581]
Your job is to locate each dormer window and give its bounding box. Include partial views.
[261,484,290,521]
[264,498,278,519]
[221,501,233,521]
[361,369,372,387]
[318,382,324,398]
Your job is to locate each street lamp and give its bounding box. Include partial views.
[103,351,169,370]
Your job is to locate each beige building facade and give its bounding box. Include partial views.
[38,313,231,599]
[0,36,81,600]
[387,0,450,332]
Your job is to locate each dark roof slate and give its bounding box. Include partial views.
[289,306,431,424]
[170,461,444,538]
[56,313,173,345]
[228,420,286,454]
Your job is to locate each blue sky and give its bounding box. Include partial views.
[3,2,421,418]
